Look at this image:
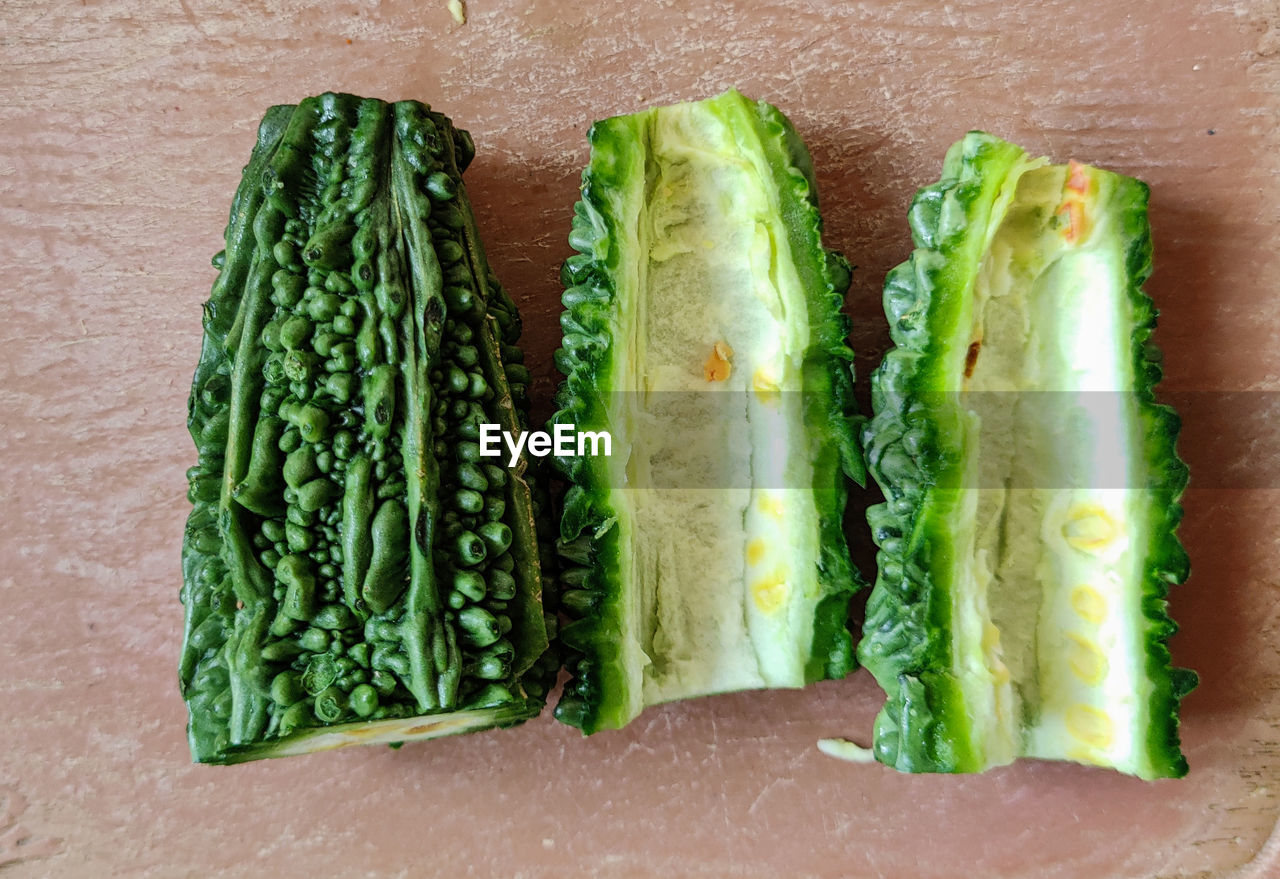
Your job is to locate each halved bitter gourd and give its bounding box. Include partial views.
[180,93,555,763]
[550,89,864,733]
[851,132,1194,778]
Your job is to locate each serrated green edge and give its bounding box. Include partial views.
[1112,172,1196,778]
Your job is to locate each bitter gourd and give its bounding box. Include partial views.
[180,93,555,763]
[854,132,1194,778]
[550,90,864,733]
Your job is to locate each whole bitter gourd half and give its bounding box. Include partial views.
[180,93,555,763]
[852,132,1194,778]
[550,90,864,733]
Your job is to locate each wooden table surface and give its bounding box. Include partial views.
[2,1,1278,876]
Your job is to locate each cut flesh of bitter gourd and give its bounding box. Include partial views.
[551,89,864,733]
[856,132,1194,778]
[180,94,555,763]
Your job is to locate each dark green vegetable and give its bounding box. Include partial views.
[180,93,552,764]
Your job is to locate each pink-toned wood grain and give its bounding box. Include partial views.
[0,1,1277,876]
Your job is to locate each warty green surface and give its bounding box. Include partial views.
[180,93,554,764]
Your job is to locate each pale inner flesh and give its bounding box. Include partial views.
[608,99,821,719]
[954,163,1152,774]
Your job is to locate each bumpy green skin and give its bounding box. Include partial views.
[858,132,1194,776]
[550,91,864,734]
[181,94,551,764]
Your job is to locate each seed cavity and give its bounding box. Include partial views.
[1066,633,1108,685]
[1065,703,1114,749]
[752,573,789,614]
[1062,503,1120,553]
[1070,584,1107,623]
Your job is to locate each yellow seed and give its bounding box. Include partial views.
[981,621,1002,653]
[1065,704,1114,749]
[752,573,789,614]
[1067,633,1108,685]
[746,539,767,566]
[703,341,733,382]
[757,493,784,519]
[752,367,781,404]
[1070,584,1107,623]
[1063,503,1119,553]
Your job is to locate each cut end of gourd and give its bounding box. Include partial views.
[206,701,541,764]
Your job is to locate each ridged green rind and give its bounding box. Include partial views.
[181,93,550,763]
[549,90,861,733]
[858,132,1193,777]
[547,110,639,734]
[1113,174,1196,778]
